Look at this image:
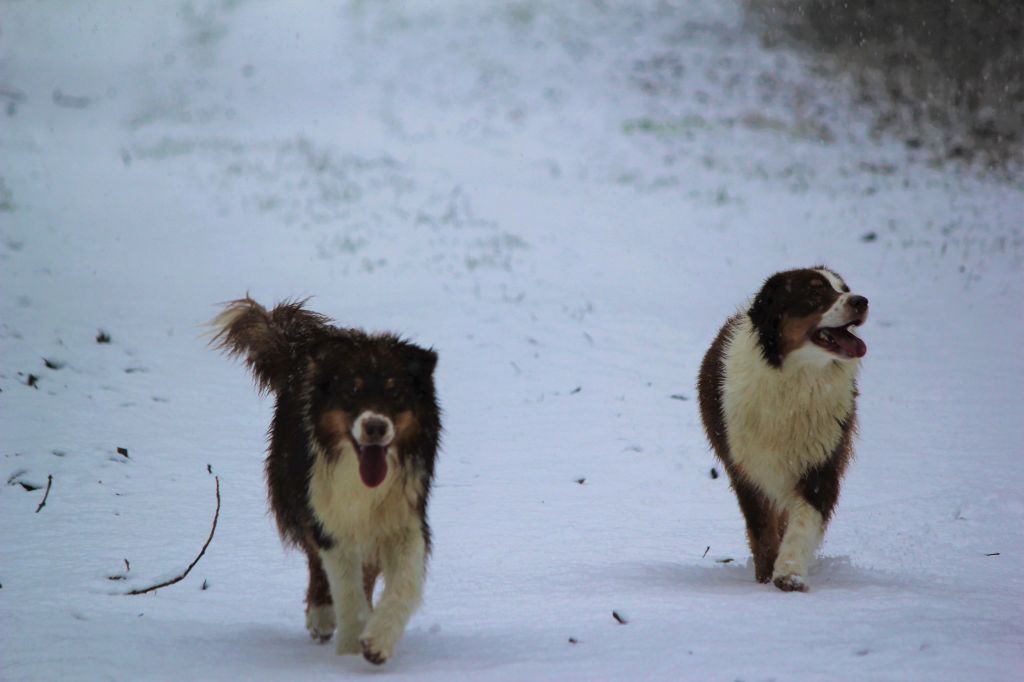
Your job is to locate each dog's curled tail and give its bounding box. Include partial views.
[209,296,329,394]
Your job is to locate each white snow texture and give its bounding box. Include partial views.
[2,1,1022,680]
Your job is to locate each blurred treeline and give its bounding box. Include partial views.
[745,0,1023,168]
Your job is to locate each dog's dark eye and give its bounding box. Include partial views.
[317,378,332,395]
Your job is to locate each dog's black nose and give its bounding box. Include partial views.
[363,417,389,441]
[848,295,869,314]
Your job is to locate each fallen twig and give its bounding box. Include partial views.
[612,611,628,625]
[35,475,53,513]
[126,475,220,596]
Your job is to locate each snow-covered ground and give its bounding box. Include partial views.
[2,2,1022,680]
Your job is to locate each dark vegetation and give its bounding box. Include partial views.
[745,0,1024,168]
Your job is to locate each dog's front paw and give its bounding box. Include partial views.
[773,573,808,592]
[306,605,335,643]
[359,635,395,666]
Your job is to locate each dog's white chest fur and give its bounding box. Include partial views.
[721,316,858,503]
[308,441,409,549]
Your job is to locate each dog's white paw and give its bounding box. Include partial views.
[773,573,808,592]
[359,632,397,666]
[306,605,335,643]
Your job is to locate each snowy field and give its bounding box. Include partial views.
[2,2,1023,680]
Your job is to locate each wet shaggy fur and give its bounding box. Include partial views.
[211,297,441,665]
[697,267,868,592]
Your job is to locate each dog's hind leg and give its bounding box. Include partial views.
[359,524,426,665]
[732,476,781,583]
[304,542,335,642]
[321,545,372,655]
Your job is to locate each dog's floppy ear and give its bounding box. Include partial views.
[748,274,785,368]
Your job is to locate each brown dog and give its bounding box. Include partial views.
[698,267,867,591]
[212,297,441,663]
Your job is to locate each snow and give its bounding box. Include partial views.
[2,1,1023,680]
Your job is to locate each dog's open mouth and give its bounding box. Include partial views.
[354,442,389,488]
[811,321,866,359]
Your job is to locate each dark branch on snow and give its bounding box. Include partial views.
[35,475,53,513]
[126,475,220,596]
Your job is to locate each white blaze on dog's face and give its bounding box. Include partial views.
[352,410,396,447]
[748,267,869,368]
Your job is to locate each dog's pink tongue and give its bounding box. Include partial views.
[835,328,867,358]
[357,445,388,488]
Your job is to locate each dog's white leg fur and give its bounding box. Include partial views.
[359,526,426,665]
[321,546,372,655]
[305,604,336,642]
[772,497,824,591]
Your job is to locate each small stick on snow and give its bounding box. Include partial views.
[612,611,628,625]
[701,545,710,558]
[126,475,220,596]
[34,475,53,513]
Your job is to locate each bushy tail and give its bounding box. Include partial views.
[209,297,330,394]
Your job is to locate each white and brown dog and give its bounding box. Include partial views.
[697,267,868,592]
[212,298,441,664]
